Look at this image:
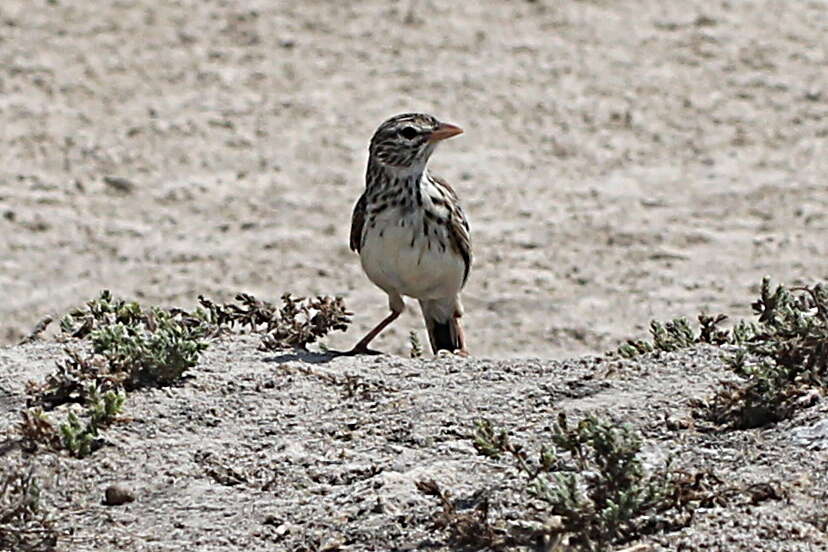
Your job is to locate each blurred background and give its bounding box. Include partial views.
[1,0,826,357]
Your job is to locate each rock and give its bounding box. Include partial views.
[103,483,136,506]
[103,176,136,194]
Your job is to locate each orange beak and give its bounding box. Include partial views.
[428,122,464,142]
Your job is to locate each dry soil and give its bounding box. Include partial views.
[1,0,827,357]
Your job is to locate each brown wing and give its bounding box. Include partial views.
[432,175,472,285]
[450,204,473,285]
[349,193,367,252]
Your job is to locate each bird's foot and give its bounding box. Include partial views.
[333,346,384,357]
[436,349,470,358]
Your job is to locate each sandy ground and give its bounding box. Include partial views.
[1,2,828,547]
[1,0,827,358]
[1,338,827,551]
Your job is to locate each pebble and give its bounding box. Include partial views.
[103,483,136,506]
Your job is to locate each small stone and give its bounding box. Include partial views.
[665,415,691,430]
[103,176,136,194]
[263,515,280,526]
[103,484,135,506]
[804,88,822,102]
[274,522,292,535]
[694,14,716,27]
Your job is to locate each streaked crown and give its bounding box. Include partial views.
[368,113,463,169]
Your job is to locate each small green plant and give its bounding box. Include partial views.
[416,480,502,549]
[409,331,424,359]
[59,385,125,458]
[59,291,208,389]
[617,315,719,358]
[59,412,97,459]
[476,414,679,549]
[421,414,715,551]
[650,317,695,352]
[90,312,207,388]
[23,289,350,459]
[698,278,828,428]
[21,385,125,458]
[23,291,197,458]
[57,291,208,388]
[87,386,126,424]
[60,290,145,338]
[748,278,828,375]
[26,348,118,409]
[23,347,129,457]
[616,278,825,429]
[0,459,59,551]
[17,409,62,454]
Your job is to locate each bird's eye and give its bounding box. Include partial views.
[398,126,418,140]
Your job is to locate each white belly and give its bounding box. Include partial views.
[360,210,465,300]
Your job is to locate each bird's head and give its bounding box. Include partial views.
[368,113,463,173]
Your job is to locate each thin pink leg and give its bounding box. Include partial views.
[343,310,401,355]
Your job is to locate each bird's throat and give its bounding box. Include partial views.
[365,161,427,215]
[368,157,427,188]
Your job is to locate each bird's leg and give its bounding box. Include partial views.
[345,294,405,355]
[341,309,401,356]
[453,315,470,357]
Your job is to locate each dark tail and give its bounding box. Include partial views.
[429,320,458,353]
[420,300,465,354]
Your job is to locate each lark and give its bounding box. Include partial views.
[347,113,472,356]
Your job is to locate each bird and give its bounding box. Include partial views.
[346,112,472,356]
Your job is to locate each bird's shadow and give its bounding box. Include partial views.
[262,348,346,365]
